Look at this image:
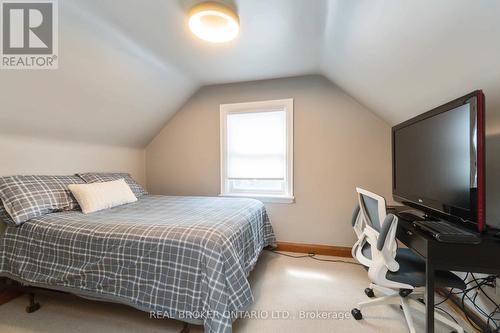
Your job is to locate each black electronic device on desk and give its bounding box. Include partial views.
[392,90,486,234]
[394,211,482,244]
[413,218,481,244]
[390,91,500,332]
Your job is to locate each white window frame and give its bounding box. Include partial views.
[220,98,294,204]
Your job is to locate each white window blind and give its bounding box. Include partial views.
[227,110,286,179]
[220,99,294,203]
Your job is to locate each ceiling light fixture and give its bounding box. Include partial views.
[188,1,239,43]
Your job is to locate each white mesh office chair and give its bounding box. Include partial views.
[351,188,388,268]
[351,188,465,333]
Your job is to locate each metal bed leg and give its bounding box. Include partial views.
[26,293,41,313]
[180,322,190,333]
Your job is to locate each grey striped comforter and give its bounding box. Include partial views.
[0,195,276,333]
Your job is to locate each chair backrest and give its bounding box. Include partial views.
[351,188,387,265]
[352,188,412,289]
[351,203,373,266]
[351,203,362,237]
[356,187,387,232]
[351,188,387,267]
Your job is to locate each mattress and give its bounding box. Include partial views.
[0,195,276,333]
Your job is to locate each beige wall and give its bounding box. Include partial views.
[146,75,392,247]
[0,134,146,186]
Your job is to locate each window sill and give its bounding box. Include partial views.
[219,193,295,204]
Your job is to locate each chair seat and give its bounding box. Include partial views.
[361,245,466,290]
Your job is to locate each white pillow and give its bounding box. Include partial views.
[68,179,137,214]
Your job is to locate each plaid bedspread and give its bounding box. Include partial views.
[0,195,276,333]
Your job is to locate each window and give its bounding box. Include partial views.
[220,99,294,203]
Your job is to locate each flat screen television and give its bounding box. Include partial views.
[392,90,485,232]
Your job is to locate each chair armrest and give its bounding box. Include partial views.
[378,214,400,272]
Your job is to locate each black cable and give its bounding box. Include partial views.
[469,273,500,331]
[466,293,493,327]
[269,251,312,259]
[269,250,363,266]
[309,255,364,266]
[444,281,500,332]
[461,291,484,332]
[271,250,500,330]
[435,288,454,306]
[434,273,477,324]
[457,274,500,333]
[472,290,498,331]
[450,272,485,332]
[466,291,492,327]
[488,310,500,333]
[435,305,459,325]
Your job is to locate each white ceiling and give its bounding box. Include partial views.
[1,0,500,147]
[321,0,500,132]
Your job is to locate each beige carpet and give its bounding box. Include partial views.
[0,250,472,333]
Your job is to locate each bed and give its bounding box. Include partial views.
[0,195,276,333]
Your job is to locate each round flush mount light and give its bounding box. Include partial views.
[188,1,239,43]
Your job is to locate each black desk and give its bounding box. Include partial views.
[392,209,500,333]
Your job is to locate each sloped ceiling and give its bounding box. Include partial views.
[321,0,500,133]
[1,0,499,147]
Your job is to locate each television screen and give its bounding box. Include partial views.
[392,91,484,231]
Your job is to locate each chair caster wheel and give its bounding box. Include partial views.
[364,288,375,298]
[351,308,363,320]
[26,302,40,313]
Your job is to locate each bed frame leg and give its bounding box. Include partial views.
[26,293,41,313]
[180,322,190,333]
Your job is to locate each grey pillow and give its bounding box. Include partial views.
[77,173,147,198]
[0,175,84,225]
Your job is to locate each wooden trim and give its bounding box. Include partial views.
[275,241,352,258]
[0,290,22,305]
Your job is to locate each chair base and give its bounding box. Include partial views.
[352,283,463,333]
